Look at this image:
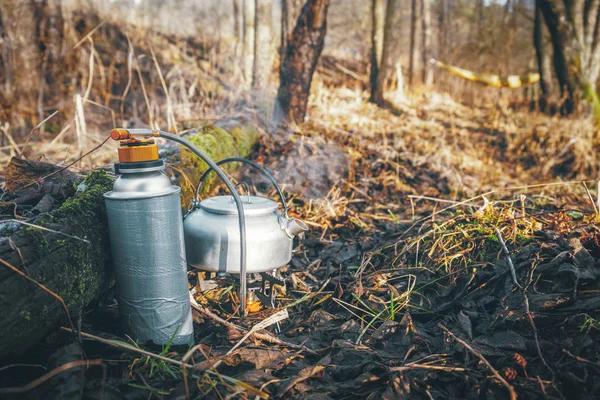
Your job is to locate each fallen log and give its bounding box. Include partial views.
[0,122,259,358]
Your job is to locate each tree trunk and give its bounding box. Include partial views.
[373,0,400,104]
[233,0,243,63]
[539,0,600,114]
[243,0,255,85]
[252,0,273,90]
[409,0,417,88]
[421,0,432,86]
[275,0,330,125]
[0,123,261,359]
[233,0,241,40]
[0,0,43,130]
[280,0,306,81]
[281,0,289,79]
[504,0,513,25]
[369,0,385,103]
[534,0,550,98]
[437,0,447,64]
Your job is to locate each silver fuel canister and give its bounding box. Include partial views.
[104,156,194,346]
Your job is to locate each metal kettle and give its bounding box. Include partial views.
[183,158,308,275]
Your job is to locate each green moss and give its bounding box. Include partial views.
[18,170,115,316]
[23,227,50,258]
[583,83,600,123]
[50,171,114,311]
[177,123,260,206]
[20,310,31,321]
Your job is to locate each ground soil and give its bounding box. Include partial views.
[1,66,599,399]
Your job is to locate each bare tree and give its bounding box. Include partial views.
[0,0,42,119]
[421,0,432,86]
[232,0,243,61]
[252,0,273,90]
[539,0,600,114]
[280,0,306,80]
[369,0,385,103]
[437,0,447,63]
[243,0,255,85]
[408,0,417,87]
[281,0,289,78]
[275,0,330,124]
[533,0,550,98]
[372,0,400,104]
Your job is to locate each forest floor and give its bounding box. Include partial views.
[1,24,600,399]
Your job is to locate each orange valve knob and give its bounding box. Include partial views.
[111,128,131,141]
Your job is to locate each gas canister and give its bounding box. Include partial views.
[104,132,193,345]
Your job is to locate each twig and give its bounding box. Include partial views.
[582,182,598,215]
[226,309,289,356]
[0,258,74,332]
[408,195,466,205]
[20,110,59,157]
[181,344,206,400]
[523,293,555,376]
[0,364,46,372]
[208,309,290,371]
[60,327,268,399]
[73,20,106,49]
[4,219,90,244]
[0,359,103,394]
[14,134,111,193]
[495,227,522,289]
[191,302,316,355]
[389,364,467,373]
[149,43,177,133]
[120,37,134,118]
[438,323,517,400]
[562,349,600,368]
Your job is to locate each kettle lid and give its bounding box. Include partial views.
[199,195,278,216]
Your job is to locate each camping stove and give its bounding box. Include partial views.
[184,157,308,308]
[104,128,307,344]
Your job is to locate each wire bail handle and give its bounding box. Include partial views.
[191,157,288,214]
[233,182,252,204]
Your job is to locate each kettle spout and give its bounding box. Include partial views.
[285,218,308,238]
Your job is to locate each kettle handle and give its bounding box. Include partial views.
[192,157,288,213]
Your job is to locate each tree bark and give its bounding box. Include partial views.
[409,0,417,88]
[281,0,289,79]
[0,123,261,359]
[437,0,447,64]
[233,0,241,40]
[280,0,306,81]
[233,0,243,62]
[0,0,43,128]
[369,0,385,103]
[243,0,255,85]
[534,0,550,98]
[539,0,600,114]
[421,0,433,86]
[373,0,400,104]
[252,0,273,90]
[275,0,330,125]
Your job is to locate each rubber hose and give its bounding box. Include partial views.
[158,131,249,316]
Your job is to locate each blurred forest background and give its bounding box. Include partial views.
[1,0,598,166]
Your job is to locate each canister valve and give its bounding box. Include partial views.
[111,128,160,164]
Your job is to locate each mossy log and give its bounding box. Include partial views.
[176,121,259,205]
[0,123,259,359]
